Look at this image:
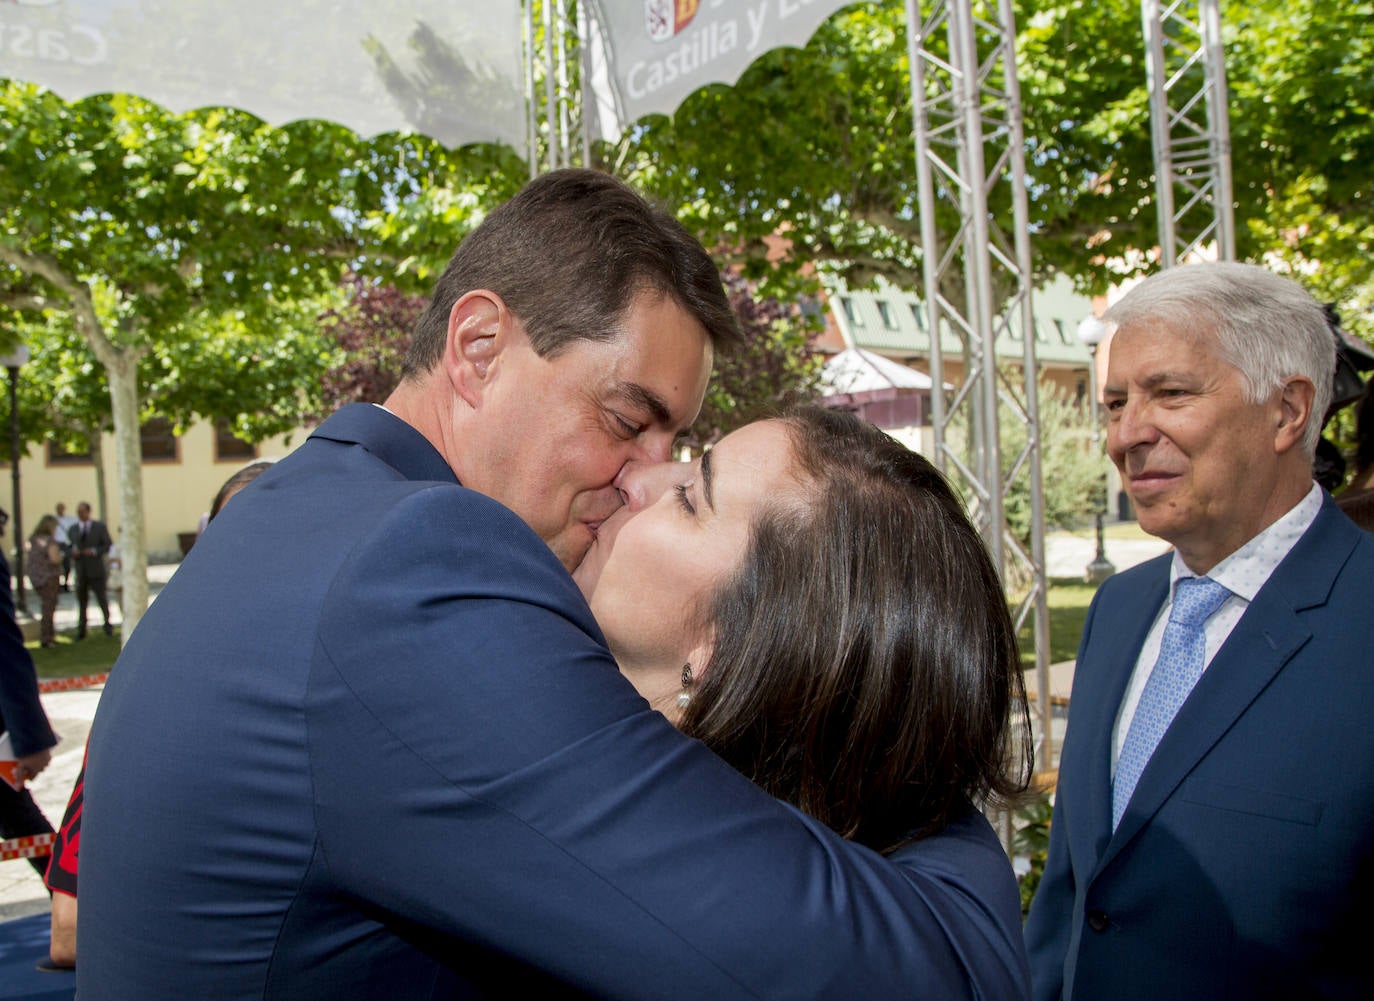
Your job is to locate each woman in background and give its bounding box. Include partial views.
[26,514,64,648]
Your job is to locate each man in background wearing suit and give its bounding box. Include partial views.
[80,169,1028,1000]
[69,501,112,638]
[1025,262,1374,999]
[0,506,58,877]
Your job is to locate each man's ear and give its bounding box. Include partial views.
[1275,375,1317,455]
[443,291,507,408]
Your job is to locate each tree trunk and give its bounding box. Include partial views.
[104,360,148,643]
[1,248,150,644]
[70,296,148,645]
[88,430,107,522]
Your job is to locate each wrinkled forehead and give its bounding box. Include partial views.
[1108,319,1234,378]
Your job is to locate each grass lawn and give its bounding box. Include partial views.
[28,629,123,681]
[1010,572,1102,668]
[1037,578,1097,665]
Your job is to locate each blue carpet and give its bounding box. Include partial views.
[0,915,74,1001]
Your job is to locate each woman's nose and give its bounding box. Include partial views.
[614,459,685,512]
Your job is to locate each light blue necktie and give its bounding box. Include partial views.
[1112,576,1231,831]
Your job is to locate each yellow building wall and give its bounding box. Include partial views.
[3,421,313,561]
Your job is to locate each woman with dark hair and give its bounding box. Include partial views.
[575,405,1032,987]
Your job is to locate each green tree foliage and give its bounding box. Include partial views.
[615,0,1374,341]
[1012,790,1054,917]
[999,378,1106,545]
[0,83,436,635]
[686,269,825,450]
[309,275,427,421]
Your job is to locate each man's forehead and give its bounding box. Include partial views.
[1109,323,1225,374]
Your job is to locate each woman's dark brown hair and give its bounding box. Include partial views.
[681,405,1031,854]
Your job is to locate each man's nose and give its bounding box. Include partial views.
[614,459,684,512]
[1107,399,1158,459]
[637,431,677,465]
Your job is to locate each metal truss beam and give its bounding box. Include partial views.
[1143,0,1236,265]
[906,0,1051,777]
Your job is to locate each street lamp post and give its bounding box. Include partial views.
[0,344,29,612]
[1076,316,1116,584]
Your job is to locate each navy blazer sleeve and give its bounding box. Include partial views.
[80,409,1029,1001]
[308,488,1028,1000]
[0,551,56,758]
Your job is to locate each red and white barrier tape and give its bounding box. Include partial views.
[0,832,55,862]
[38,673,109,693]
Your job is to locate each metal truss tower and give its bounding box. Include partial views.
[905,0,1052,776]
[523,0,586,176]
[1142,0,1236,265]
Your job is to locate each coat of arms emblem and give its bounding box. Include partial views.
[645,0,699,42]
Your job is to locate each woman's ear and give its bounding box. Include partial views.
[684,630,716,689]
[444,291,506,408]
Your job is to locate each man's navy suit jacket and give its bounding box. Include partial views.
[1025,499,1374,1000]
[0,549,56,758]
[80,404,1029,1000]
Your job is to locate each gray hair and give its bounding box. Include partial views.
[1105,262,1334,458]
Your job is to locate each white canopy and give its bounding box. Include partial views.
[820,347,934,397]
[0,0,525,147]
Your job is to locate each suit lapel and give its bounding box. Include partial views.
[1099,501,1358,868]
[1063,559,1171,870]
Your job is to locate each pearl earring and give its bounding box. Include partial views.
[678,664,693,709]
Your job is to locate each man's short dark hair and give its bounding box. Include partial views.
[403,169,739,375]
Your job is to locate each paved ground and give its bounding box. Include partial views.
[1043,526,1171,581]
[1,526,1171,921]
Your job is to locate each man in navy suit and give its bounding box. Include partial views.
[0,507,58,878]
[1025,262,1374,999]
[69,501,113,638]
[79,169,1029,1000]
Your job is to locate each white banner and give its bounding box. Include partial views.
[586,0,859,133]
[0,0,525,148]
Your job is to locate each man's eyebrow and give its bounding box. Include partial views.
[1136,371,1197,390]
[614,382,673,426]
[1104,372,1191,396]
[700,446,716,512]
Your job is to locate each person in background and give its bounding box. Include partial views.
[43,460,276,971]
[207,460,276,522]
[0,507,58,880]
[69,502,113,639]
[1336,383,1374,531]
[53,503,78,593]
[1024,262,1374,999]
[25,515,63,648]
